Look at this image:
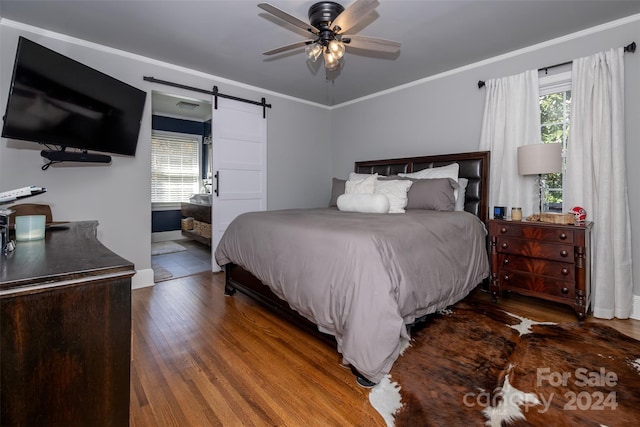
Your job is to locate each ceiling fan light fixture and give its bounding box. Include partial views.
[260,1,401,76]
[323,48,341,71]
[328,39,345,60]
[305,43,324,62]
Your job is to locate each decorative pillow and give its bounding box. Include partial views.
[345,174,377,194]
[406,178,457,211]
[337,193,390,214]
[374,179,413,213]
[349,172,381,181]
[455,178,469,211]
[380,176,457,211]
[329,178,346,207]
[398,163,460,201]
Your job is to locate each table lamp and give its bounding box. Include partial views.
[517,143,562,214]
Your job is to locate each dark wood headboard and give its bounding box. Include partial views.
[354,151,490,223]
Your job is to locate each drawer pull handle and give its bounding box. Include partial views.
[561,267,569,275]
[501,243,508,249]
[560,250,568,257]
[500,227,507,234]
[559,233,567,240]
[503,275,510,281]
[503,259,510,265]
[561,287,569,294]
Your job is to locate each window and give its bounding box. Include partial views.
[539,71,571,212]
[151,132,200,204]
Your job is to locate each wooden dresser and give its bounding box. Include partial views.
[0,221,135,426]
[488,219,593,320]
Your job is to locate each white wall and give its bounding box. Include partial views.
[0,22,332,288]
[330,17,640,298]
[265,99,333,209]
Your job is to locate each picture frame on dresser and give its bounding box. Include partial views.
[488,219,593,320]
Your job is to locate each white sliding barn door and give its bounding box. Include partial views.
[211,98,267,271]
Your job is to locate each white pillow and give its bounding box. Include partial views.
[337,193,390,214]
[399,163,460,201]
[374,179,413,213]
[345,174,377,194]
[455,178,469,211]
[349,172,381,181]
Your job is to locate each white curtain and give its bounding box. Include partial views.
[565,48,633,319]
[479,70,541,217]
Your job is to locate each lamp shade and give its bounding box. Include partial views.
[517,143,562,175]
[323,49,340,71]
[305,43,323,62]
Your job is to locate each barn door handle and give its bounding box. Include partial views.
[214,171,219,196]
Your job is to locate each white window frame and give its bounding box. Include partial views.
[539,71,571,211]
[151,130,202,210]
[539,71,571,97]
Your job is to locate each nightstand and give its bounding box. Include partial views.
[488,219,593,320]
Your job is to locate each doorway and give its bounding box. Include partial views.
[150,91,213,282]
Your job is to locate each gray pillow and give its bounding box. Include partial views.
[381,176,457,211]
[329,178,346,207]
[407,178,457,211]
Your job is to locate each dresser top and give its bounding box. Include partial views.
[489,219,593,230]
[0,221,134,294]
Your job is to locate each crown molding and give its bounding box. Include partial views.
[332,13,640,109]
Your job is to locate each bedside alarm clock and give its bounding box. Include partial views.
[570,206,587,223]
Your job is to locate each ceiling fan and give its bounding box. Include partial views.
[258,0,400,72]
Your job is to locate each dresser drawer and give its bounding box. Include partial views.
[498,270,575,299]
[496,237,575,263]
[492,223,574,244]
[498,254,575,281]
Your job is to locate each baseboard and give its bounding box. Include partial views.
[151,230,186,243]
[132,268,155,290]
[632,294,640,320]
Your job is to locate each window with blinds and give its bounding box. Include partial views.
[151,133,200,203]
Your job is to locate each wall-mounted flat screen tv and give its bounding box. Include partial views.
[1,37,146,157]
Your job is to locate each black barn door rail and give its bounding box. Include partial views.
[143,76,271,118]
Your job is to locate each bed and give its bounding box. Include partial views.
[215,151,490,386]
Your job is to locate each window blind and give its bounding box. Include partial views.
[151,133,199,203]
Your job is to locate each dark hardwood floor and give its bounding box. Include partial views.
[130,272,640,426]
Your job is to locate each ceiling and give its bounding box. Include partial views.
[152,92,212,121]
[2,0,640,107]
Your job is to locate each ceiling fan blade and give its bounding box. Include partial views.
[332,0,380,34]
[258,3,318,35]
[344,35,401,53]
[263,40,312,56]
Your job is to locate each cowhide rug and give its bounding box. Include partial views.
[370,300,640,427]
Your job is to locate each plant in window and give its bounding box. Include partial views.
[540,90,571,212]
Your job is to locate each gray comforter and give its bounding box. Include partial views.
[215,208,489,383]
